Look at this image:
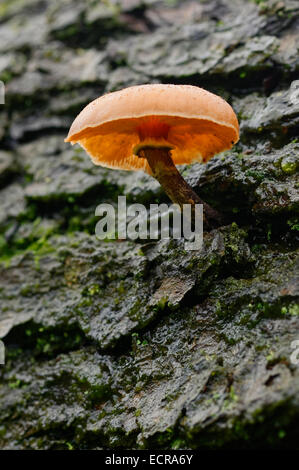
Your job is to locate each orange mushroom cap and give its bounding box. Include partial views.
[65,84,239,173]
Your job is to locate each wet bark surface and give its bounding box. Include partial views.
[0,0,298,449]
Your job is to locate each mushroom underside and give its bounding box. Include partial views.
[74,116,235,228]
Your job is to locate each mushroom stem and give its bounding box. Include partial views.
[140,147,224,229]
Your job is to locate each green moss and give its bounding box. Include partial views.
[8,378,27,389]
[153,428,174,447]
[117,280,125,295]
[153,297,168,312]
[0,214,61,266]
[86,384,112,407]
[128,298,143,321]
[280,303,299,316]
[245,169,266,182]
[0,0,14,18]
[281,160,297,175]
[82,284,102,297]
[278,429,286,439]
[171,438,187,449]
[0,70,13,83]
[9,323,85,358]
[131,332,141,346]
[219,333,238,346]
[287,218,299,232]
[0,235,56,267]
[288,303,299,316]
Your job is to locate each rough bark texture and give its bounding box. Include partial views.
[0,0,298,450]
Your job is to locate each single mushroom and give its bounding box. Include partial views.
[65,84,239,228]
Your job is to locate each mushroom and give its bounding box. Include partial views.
[65,84,239,227]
